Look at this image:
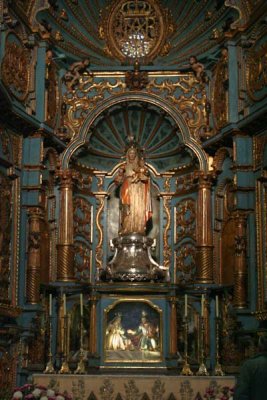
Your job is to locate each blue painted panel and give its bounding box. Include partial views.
[22,137,42,165]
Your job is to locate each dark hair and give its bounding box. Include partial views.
[258,335,267,352]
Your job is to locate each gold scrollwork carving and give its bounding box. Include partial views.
[212,48,228,131]
[1,38,30,101]
[175,242,196,284]
[225,0,253,30]
[74,196,92,280]
[175,198,196,242]
[176,173,197,194]
[0,348,17,396]
[0,173,12,304]
[99,0,174,63]
[253,134,267,170]
[95,195,105,270]
[45,51,58,126]
[256,173,267,318]
[162,195,172,270]
[147,74,209,140]
[63,72,207,142]
[64,78,126,139]
[247,40,267,101]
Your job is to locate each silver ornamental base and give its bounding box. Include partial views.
[103,234,167,282]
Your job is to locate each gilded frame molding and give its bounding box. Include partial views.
[103,298,163,363]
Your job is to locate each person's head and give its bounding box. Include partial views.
[189,55,197,65]
[258,334,267,352]
[127,146,138,162]
[139,157,145,167]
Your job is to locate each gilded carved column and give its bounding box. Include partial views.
[169,297,177,356]
[56,169,76,281]
[26,207,43,303]
[233,211,247,308]
[195,172,214,283]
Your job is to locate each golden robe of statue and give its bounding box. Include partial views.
[115,145,152,235]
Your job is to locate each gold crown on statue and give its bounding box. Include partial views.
[125,135,144,156]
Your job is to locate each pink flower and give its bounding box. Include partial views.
[36,385,47,390]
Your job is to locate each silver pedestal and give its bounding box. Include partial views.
[102,234,167,282]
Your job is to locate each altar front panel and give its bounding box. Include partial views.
[33,374,236,400]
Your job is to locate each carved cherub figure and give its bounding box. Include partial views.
[64,58,91,89]
[189,55,207,83]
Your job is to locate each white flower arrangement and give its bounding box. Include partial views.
[11,384,72,400]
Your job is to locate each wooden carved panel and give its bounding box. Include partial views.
[0,173,12,304]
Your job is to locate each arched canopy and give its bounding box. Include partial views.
[61,93,209,173]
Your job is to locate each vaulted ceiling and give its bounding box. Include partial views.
[35,0,239,68]
[73,101,197,172]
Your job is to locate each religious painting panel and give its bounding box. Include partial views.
[104,299,162,363]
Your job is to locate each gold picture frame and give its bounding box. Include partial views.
[104,298,163,363]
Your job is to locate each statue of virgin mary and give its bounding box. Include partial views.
[115,144,152,236]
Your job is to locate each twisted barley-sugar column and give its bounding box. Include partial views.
[233,211,248,308]
[169,297,178,356]
[196,172,214,283]
[26,207,43,303]
[57,169,76,281]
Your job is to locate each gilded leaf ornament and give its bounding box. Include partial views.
[62,72,207,142]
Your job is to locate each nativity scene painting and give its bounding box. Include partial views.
[104,301,162,363]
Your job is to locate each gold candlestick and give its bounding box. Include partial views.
[196,316,209,376]
[214,317,224,376]
[44,316,56,374]
[74,316,86,374]
[59,315,71,374]
[180,316,193,376]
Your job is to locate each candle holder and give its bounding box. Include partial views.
[44,316,56,374]
[74,316,86,374]
[196,316,209,376]
[214,317,224,376]
[180,316,193,376]
[59,315,71,374]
